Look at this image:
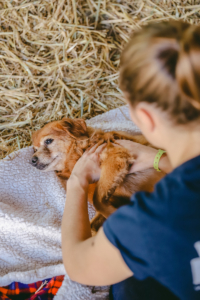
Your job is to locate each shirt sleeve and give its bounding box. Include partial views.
[103,185,170,280]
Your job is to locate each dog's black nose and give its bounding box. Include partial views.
[32,156,38,165]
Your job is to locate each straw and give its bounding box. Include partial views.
[0,0,200,159]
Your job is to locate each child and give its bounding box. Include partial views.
[61,21,200,300]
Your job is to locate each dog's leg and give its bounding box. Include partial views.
[93,145,134,218]
[102,132,149,146]
[90,212,106,235]
[112,132,149,145]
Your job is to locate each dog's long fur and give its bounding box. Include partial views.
[31,118,165,232]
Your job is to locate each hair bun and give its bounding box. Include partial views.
[157,46,179,79]
[119,20,200,123]
[176,25,200,110]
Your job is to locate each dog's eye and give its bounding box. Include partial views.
[45,139,54,145]
[33,148,37,153]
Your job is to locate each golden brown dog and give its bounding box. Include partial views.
[31,118,164,232]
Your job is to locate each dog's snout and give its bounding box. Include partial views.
[32,156,38,165]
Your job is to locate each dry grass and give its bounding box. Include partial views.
[0,0,200,159]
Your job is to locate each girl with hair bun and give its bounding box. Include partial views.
[61,21,200,300]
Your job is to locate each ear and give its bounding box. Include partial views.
[131,103,155,133]
[31,130,39,143]
[59,118,88,138]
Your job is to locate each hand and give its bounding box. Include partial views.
[115,140,171,173]
[115,140,157,173]
[68,144,106,189]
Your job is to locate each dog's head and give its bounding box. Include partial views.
[31,118,88,172]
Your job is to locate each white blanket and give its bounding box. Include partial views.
[0,105,140,299]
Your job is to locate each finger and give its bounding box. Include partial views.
[88,144,100,154]
[118,140,139,147]
[83,144,97,155]
[111,142,123,147]
[95,143,107,155]
[128,163,145,174]
[115,140,127,146]
[128,164,135,174]
[88,141,107,154]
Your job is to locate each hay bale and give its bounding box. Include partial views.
[0,0,200,159]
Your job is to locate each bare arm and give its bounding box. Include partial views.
[61,145,133,285]
[116,140,172,174]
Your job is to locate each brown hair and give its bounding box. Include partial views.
[119,21,200,124]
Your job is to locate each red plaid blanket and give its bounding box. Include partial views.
[0,275,64,300]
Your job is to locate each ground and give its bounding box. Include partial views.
[0,0,200,159]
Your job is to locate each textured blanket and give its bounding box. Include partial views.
[0,105,140,300]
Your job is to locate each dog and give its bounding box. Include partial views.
[31,117,165,232]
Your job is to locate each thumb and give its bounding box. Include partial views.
[128,163,136,174]
[129,161,151,173]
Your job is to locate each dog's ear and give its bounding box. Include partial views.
[59,118,88,138]
[32,131,37,142]
[31,129,41,145]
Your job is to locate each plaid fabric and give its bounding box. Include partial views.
[0,275,64,300]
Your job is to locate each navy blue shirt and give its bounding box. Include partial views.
[103,155,200,300]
